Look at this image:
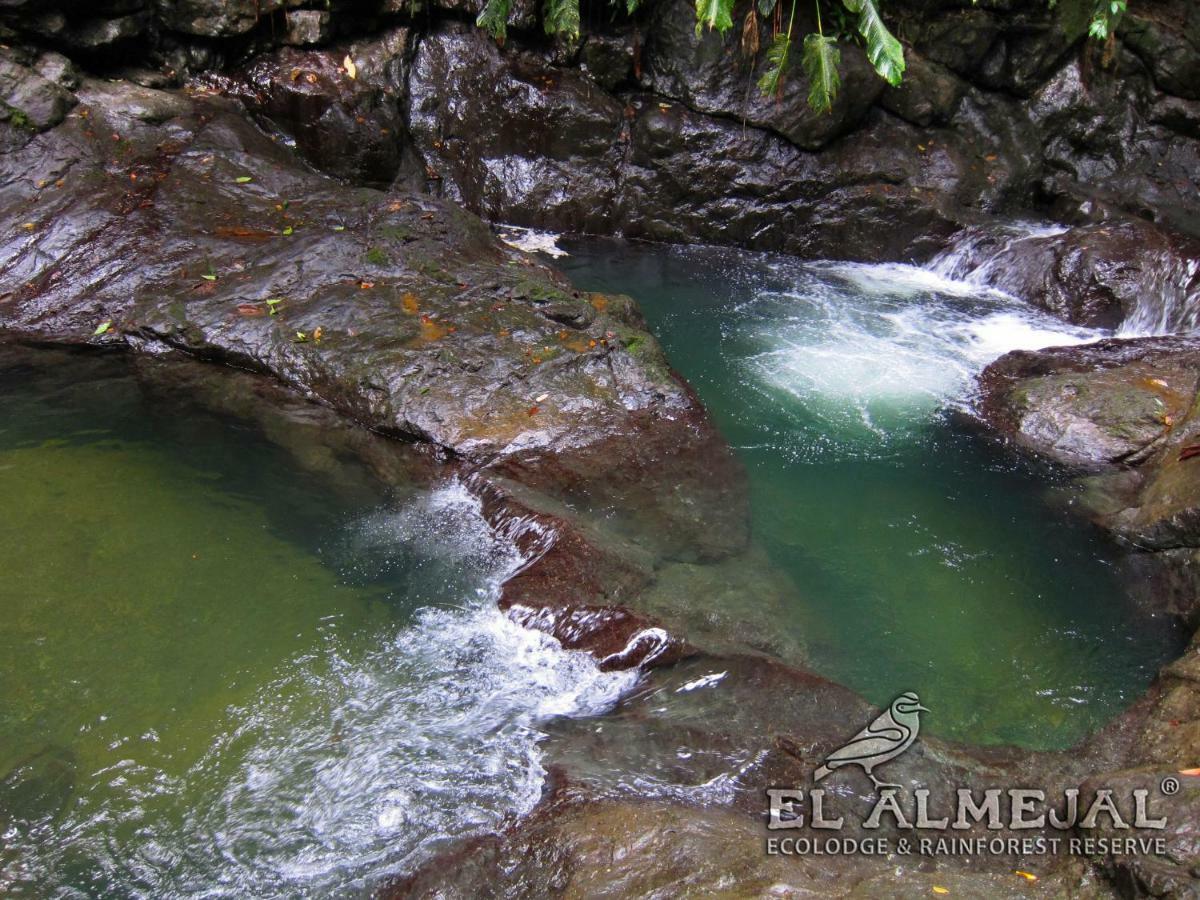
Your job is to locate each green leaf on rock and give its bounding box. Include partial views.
[843,0,904,86]
[201,274,217,281]
[801,32,842,113]
[282,226,294,236]
[235,176,252,184]
[476,0,511,41]
[757,31,792,96]
[93,321,112,336]
[695,0,734,35]
[545,0,580,38]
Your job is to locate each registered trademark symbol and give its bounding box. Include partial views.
[1160,776,1180,796]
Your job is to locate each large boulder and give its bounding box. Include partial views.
[407,24,627,231]
[642,0,883,150]
[212,28,417,185]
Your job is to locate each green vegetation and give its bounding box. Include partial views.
[475,0,1131,112]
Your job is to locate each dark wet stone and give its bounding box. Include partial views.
[877,50,966,128]
[1121,8,1200,101]
[407,24,627,232]
[579,30,635,92]
[0,54,77,131]
[642,0,882,150]
[0,78,690,466]
[212,30,418,186]
[1078,768,1200,896]
[939,219,1200,329]
[978,336,1200,468]
[282,10,332,48]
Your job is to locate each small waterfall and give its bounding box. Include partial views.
[929,222,1200,337]
[1116,250,1200,337]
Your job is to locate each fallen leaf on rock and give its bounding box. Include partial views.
[234,176,252,184]
[401,292,419,314]
[932,889,949,896]
[343,55,357,79]
[201,274,217,281]
[313,326,324,342]
[1180,767,1200,776]
[93,321,112,335]
[1015,871,1037,882]
[1178,445,1200,462]
[236,303,265,316]
[534,393,548,402]
[527,406,539,416]
[293,331,308,343]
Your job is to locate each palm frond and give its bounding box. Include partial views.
[801,32,841,112]
[545,0,580,37]
[843,0,904,86]
[695,0,735,36]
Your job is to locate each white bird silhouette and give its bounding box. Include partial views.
[814,692,928,791]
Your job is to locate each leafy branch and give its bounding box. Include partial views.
[474,0,1135,114]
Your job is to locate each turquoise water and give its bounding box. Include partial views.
[556,238,1183,749]
[0,352,633,897]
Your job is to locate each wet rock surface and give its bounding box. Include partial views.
[935,219,1200,330]
[3,1,1200,896]
[0,0,1198,256]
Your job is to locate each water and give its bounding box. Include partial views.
[0,353,634,897]
[556,238,1183,749]
[929,221,1200,336]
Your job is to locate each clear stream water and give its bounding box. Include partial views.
[555,237,1181,748]
[0,236,1184,896]
[0,355,634,897]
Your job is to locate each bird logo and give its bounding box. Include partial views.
[814,691,928,791]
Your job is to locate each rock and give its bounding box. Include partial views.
[1031,54,1200,241]
[157,0,280,37]
[1121,9,1200,101]
[0,55,77,131]
[407,23,626,231]
[0,78,689,463]
[282,10,331,47]
[1078,768,1200,896]
[878,50,966,127]
[643,0,882,150]
[214,30,416,185]
[579,30,635,91]
[32,51,81,90]
[935,220,1200,329]
[978,337,1200,468]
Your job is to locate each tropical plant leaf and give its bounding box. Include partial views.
[757,0,777,16]
[545,0,580,37]
[757,30,792,97]
[695,0,735,36]
[801,32,841,112]
[627,0,640,13]
[476,0,511,41]
[843,0,904,86]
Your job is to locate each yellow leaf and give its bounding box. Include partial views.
[1179,767,1200,776]
[1015,871,1038,882]
[343,55,357,79]
[932,889,949,896]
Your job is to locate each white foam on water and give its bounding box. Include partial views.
[497,225,568,258]
[10,483,637,898]
[740,260,1104,449]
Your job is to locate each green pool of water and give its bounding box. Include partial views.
[0,352,630,897]
[556,238,1183,750]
